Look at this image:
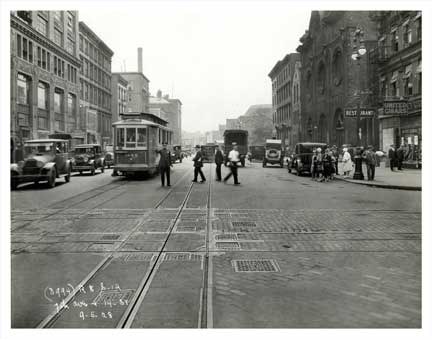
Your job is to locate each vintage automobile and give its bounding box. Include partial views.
[172,144,183,163]
[71,144,105,175]
[263,139,284,168]
[104,144,114,168]
[287,142,328,175]
[11,139,72,189]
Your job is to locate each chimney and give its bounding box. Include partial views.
[138,47,143,73]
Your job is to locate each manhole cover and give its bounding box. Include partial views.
[215,233,238,241]
[232,221,256,228]
[121,253,154,261]
[232,259,280,272]
[164,253,191,261]
[216,242,241,249]
[101,234,121,240]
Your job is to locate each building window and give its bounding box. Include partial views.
[66,38,75,55]
[42,49,47,69]
[317,62,326,94]
[79,35,83,51]
[47,52,50,71]
[37,82,48,110]
[67,12,75,33]
[67,93,76,131]
[17,33,22,57]
[22,37,28,60]
[54,88,64,131]
[17,73,30,105]
[36,15,48,36]
[391,29,399,52]
[416,16,421,40]
[404,64,413,97]
[403,23,412,45]
[417,60,421,93]
[54,28,63,46]
[332,49,343,86]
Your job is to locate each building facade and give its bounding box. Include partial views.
[120,72,150,114]
[11,11,81,161]
[296,11,380,149]
[111,73,128,124]
[226,118,240,129]
[149,90,182,145]
[78,21,113,147]
[268,53,300,149]
[372,11,421,163]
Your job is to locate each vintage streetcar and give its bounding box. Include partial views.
[112,112,173,177]
[11,139,72,189]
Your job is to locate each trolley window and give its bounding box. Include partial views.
[137,128,147,147]
[126,128,136,147]
[116,128,125,148]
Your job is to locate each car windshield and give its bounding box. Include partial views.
[75,147,95,154]
[24,143,54,157]
[266,143,281,149]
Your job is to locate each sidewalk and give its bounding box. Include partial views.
[336,162,422,191]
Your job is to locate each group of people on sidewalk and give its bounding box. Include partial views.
[156,143,242,187]
[310,146,339,182]
[388,144,406,171]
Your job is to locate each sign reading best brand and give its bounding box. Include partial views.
[344,109,375,117]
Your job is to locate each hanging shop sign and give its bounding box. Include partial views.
[383,100,408,115]
[344,109,375,118]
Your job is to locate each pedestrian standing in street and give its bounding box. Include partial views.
[316,148,324,182]
[157,142,173,187]
[322,148,332,182]
[388,144,396,171]
[396,144,405,170]
[223,143,241,185]
[214,145,224,181]
[192,145,206,183]
[342,147,353,178]
[311,148,317,181]
[329,150,336,180]
[332,145,339,175]
[364,145,377,180]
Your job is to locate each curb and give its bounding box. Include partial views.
[334,176,421,191]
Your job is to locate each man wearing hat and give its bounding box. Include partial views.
[223,143,241,185]
[214,145,224,181]
[192,145,206,183]
[364,145,377,180]
[388,144,396,171]
[157,142,173,187]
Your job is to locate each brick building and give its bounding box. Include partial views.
[149,90,182,145]
[111,73,128,125]
[78,21,113,146]
[268,53,300,149]
[296,11,380,149]
[371,11,421,164]
[11,11,81,161]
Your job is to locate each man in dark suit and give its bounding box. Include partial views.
[396,144,405,170]
[157,142,172,186]
[214,145,224,181]
[388,144,396,171]
[192,145,206,183]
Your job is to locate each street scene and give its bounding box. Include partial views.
[4,3,424,334]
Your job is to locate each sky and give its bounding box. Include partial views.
[77,1,311,133]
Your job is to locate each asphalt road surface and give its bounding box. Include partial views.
[10,158,421,328]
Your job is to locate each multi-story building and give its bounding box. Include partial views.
[121,72,150,113]
[11,11,81,161]
[226,118,240,129]
[149,90,182,145]
[268,53,300,148]
[371,11,421,164]
[292,60,302,149]
[238,104,273,145]
[111,73,128,124]
[78,21,113,146]
[296,11,380,149]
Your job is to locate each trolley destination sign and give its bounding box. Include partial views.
[344,108,375,118]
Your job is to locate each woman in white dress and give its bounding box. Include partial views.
[342,147,353,178]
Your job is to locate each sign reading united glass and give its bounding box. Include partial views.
[383,100,408,115]
[344,109,375,118]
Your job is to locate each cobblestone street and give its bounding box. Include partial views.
[10,159,421,328]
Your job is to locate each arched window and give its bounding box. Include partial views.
[306,71,312,101]
[317,62,326,94]
[332,48,343,86]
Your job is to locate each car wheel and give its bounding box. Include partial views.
[11,178,18,190]
[47,168,56,188]
[65,167,71,183]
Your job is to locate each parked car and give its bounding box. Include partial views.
[287,142,328,175]
[11,139,72,189]
[263,139,284,168]
[71,144,105,175]
[104,144,114,168]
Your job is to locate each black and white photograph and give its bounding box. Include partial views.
[0,0,430,338]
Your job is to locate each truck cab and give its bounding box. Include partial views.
[263,139,284,168]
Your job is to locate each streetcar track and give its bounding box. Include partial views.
[36,165,195,328]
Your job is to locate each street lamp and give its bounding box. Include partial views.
[351,26,366,180]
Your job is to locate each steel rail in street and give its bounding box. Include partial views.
[37,167,193,328]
